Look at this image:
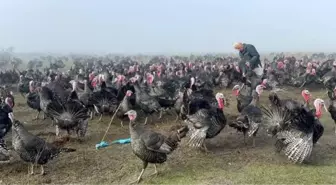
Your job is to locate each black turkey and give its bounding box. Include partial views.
[327,86,336,134]
[116,90,133,127]
[12,120,76,175]
[26,81,42,120]
[17,75,30,98]
[130,77,161,125]
[47,89,90,139]
[229,85,265,147]
[0,86,15,109]
[91,81,119,122]
[232,84,253,112]
[183,93,226,151]
[77,79,94,119]
[126,110,189,183]
[0,100,14,162]
[262,98,327,163]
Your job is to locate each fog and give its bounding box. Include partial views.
[0,0,334,54]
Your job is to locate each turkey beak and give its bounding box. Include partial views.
[8,112,14,123]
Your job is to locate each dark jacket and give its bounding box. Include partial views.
[239,43,261,69]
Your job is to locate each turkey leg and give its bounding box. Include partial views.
[202,143,210,153]
[159,110,163,119]
[28,163,34,175]
[98,114,103,122]
[252,137,256,147]
[40,165,45,175]
[149,164,158,176]
[252,131,258,147]
[174,115,179,122]
[243,132,247,145]
[130,161,148,184]
[33,111,40,120]
[55,125,60,137]
[90,111,94,120]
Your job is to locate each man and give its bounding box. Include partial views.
[233,42,262,76]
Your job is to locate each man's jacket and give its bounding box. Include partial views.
[239,43,262,69]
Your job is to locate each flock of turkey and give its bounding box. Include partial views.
[0,54,336,183]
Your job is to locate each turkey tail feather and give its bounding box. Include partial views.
[277,130,313,163]
[261,105,291,128]
[186,124,208,148]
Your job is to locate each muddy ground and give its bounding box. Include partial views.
[1,86,336,184]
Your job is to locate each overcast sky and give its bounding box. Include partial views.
[0,0,334,54]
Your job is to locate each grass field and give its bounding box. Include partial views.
[1,86,336,184]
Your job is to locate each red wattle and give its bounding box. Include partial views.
[218,98,224,109]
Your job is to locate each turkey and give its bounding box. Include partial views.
[268,91,303,112]
[145,73,177,117]
[0,100,14,162]
[116,90,133,127]
[262,98,327,163]
[90,81,119,122]
[0,86,15,109]
[183,93,226,151]
[173,90,185,122]
[72,79,94,119]
[229,85,265,147]
[46,86,90,139]
[310,99,325,145]
[39,78,72,122]
[125,110,189,183]
[184,88,218,105]
[12,120,76,175]
[301,89,312,108]
[39,85,55,121]
[327,86,336,134]
[130,77,161,125]
[232,84,252,112]
[26,81,42,120]
[17,75,30,98]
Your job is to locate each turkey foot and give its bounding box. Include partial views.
[144,117,148,125]
[243,132,247,146]
[159,110,163,119]
[120,121,124,127]
[174,115,179,123]
[90,111,94,120]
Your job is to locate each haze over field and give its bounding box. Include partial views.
[0,0,335,54]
